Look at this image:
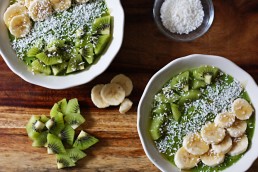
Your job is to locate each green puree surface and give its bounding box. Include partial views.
[150,69,255,172]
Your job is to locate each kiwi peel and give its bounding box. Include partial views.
[25,98,99,169]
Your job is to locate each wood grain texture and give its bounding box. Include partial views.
[0,0,257,171]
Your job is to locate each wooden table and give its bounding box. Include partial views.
[0,0,257,171]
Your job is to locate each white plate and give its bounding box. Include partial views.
[137,54,258,172]
[0,0,124,89]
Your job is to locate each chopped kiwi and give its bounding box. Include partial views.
[178,89,202,105]
[56,154,75,169]
[47,133,66,154]
[32,131,48,147]
[192,79,206,89]
[73,130,99,150]
[92,16,111,35]
[47,40,66,52]
[50,103,61,117]
[65,98,80,115]
[149,115,165,140]
[152,103,171,115]
[26,115,42,140]
[64,113,85,130]
[59,124,75,145]
[170,71,190,92]
[170,103,181,121]
[66,51,85,74]
[31,60,52,75]
[57,98,68,114]
[27,47,40,57]
[94,34,111,55]
[36,52,63,66]
[52,62,68,76]
[79,43,95,64]
[66,148,86,163]
[193,65,219,84]
[46,112,65,136]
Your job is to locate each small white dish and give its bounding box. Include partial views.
[0,0,124,89]
[137,54,258,172]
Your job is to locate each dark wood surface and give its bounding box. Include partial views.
[0,0,258,171]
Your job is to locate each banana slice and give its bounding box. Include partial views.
[183,132,209,156]
[49,0,71,12]
[18,0,26,5]
[75,0,90,4]
[100,83,125,106]
[174,147,200,170]
[212,135,232,154]
[29,0,53,21]
[201,122,226,144]
[200,149,225,167]
[228,134,248,156]
[227,119,247,138]
[9,15,32,38]
[214,112,235,128]
[119,98,133,114]
[3,3,28,27]
[111,74,133,97]
[25,0,34,8]
[91,84,110,108]
[232,98,254,120]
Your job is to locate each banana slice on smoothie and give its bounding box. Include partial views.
[91,84,110,108]
[3,3,28,27]
[174,147,200,170]
[232,98,254,120]
[200,149,225,167]
[25,0,34,8]
[119,98,133,114]
[183,132,209,156]
[212,135,232,154]
[18,0,26,5]
[111,74,133,97]
[9,15,32,38]
[50,0,71,12]
[227,119,247,138]
[29,0,53,21]
[100,83,125,106]
[228,134,248,156]
[214,112,235,128]
[201,122,226,144]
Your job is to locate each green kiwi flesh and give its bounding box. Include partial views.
[59,124,75,145]
[178,89,202,105]
[27,47,40,57]
[64,113,85,130]
[192,79,206,89]
[193,65,219,84]
[47,133,66,154]
[94,34,111,55]
[73,130,99,150]
[48,112,65,136]
[36,52,63,66]
[56,154,75,169]
[171,103,181,121]
[92,16,111,35]
[32,131,48,147]
[31,60,52,75]
[153,103,171,115]
[52,62,68,76]
[149,115,165,140]
[66,148,86,163]
[57,98,68,114]
[170,71,189,92]
[26,115,45,140]
[79,43,94,64]
[66,52,85,74]
[65,98,80,115]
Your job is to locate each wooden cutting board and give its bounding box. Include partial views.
[0,0,257,171]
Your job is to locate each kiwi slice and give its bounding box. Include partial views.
[170,71,190,92]
[47,133,66,154]
[57,98,68,114]
[153,103,171,115]
[66,148,86,163]
[52,62,68,76]
[32,131,48,147]
[92,16,111,35]
[178,90,202,105]
[26,115,46,140]
[47,40,66,52]
[192,79,206,89]
[79,43,94,64]
[170,103,181,121]
[36,52,63,66]
[46,112,65,136]
[27,47,40,57]
[56,154,75,169]
[65,98,80,115]
[149,115,165,140]
[193,65,219,84]
[40,115,50,123]
[64,113,85,130]
[73,130,99,150]
[50,103,61,117]
[66,52,85,74]
[93,34,111,55]
[31,60,52,75]
[59,124,75,145]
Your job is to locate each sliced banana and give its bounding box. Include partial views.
[174,147,200,170]
[91,84,110,108]
[100,83,125,106]
[3,3,28,27]
[49,0,71,12]
[9,15,32,38]
[200,149,225,167]
[227,119,247,138]
[214,112,235,128]
[25,0,34,8]
[111,74,133,97]
[212,135,232,154]
[18,0,26,5]
[201,122,226,144]
[228,134,248,156]
[183,132,209,156]
[29,0,53,21]
[232,98,254,120]
[75,0,90,4]
[119,98,133,114]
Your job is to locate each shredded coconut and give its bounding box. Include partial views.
[160,0,204,34]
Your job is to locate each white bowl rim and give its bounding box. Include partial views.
[137,54,258,172]
[0,0,124,89]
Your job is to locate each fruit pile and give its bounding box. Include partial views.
[175,98,253,170]
[26,98,98,169]
[91,74,133,114]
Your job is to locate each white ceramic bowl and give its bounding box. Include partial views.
[0,0,124,89]
[137,54,258,172]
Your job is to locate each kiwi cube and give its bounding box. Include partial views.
[59,124,75,146]
[56,154,75,169]
[149,115,165,140]
[31,60,52,75]
[32,131,48,147]
[170,103,181,121]
[178,90,202,105]
[64,113,85,130]
[170,71,189,92]
[66,148,86,163]
[57,98,68,114]
[36,52,63,66]
[65,98,80,115]
[47,133,66,154]
[73,130,99,150]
